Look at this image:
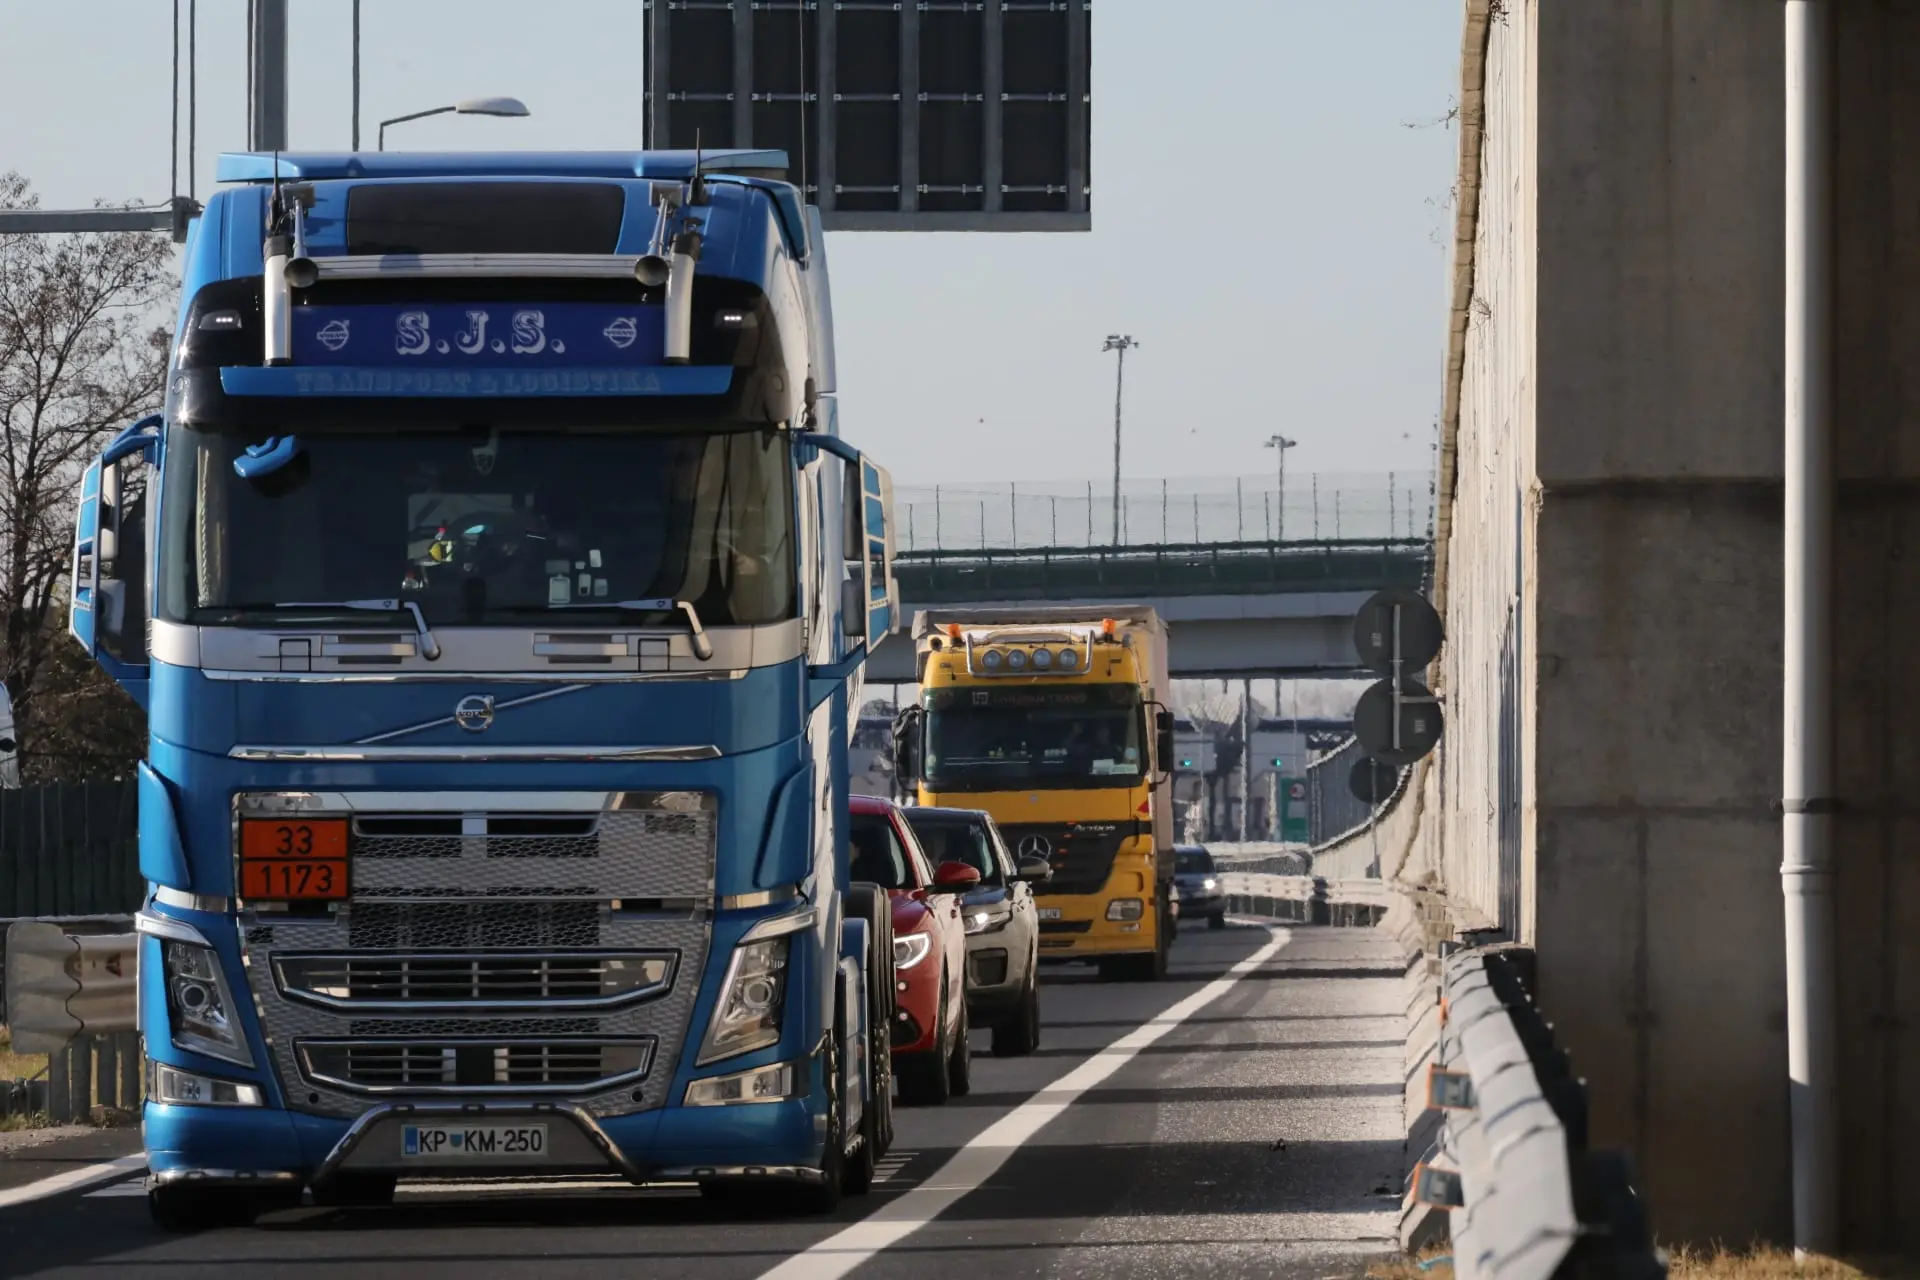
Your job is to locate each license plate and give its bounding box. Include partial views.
[401,1123,548,1160]
[1037,907,1062,921]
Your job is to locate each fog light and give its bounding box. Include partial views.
[684,1060,798,1107]
[152,1062,263,1108]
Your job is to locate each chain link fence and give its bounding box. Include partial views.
[895,471,1437,553]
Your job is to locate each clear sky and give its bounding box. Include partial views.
[0,0,1461,490]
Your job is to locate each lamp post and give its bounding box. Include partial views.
[1103,334,1139,545]
[1264,434,1297,542]
[378,96,531,150]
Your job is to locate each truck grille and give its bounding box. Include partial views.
[272,951,676,1012]
[235,789,716,1121]
[298,1037,652,1094]
[1000,820,1143,897]
[347,802,714,903]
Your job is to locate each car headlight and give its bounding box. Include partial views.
[696,935,791,1065]
[964,904,1012,935]
[1201,877,1217,891]
[1106,898,1145,922]
[162,940,253,1067]
[684,1059,800,1107]
[893,932,932,970]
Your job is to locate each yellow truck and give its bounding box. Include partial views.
[893,605,1177,980]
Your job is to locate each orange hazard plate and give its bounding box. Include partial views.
[239,817,349,900]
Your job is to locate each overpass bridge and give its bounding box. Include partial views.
[872,474,1433,681]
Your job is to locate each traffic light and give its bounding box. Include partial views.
[1180,757,1194,769]
[1270,757,1284,767]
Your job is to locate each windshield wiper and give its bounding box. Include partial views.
[539,597,714,662]
[273,598,442,662]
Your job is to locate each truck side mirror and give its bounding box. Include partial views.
[891,707,922,790]
[69,417,159,700]
[1151,704,1176,783]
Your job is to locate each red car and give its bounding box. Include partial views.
[849,794,979,1105]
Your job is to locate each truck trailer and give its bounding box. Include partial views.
[67,147,903,1228]
[893,606,1177,980]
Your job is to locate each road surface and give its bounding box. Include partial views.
[0,923,1408,1280]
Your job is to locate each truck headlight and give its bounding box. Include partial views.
[964,905,1012,936]
[684,1059,799,1107]
[162,940,253,1067]
[1106,898,1145,922]
[893,932,932,970]
[696,935,790,1065]
[152,1062,263,1108]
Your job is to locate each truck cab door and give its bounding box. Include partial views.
[69,417,159,708]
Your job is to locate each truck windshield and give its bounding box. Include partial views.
[921,686,1145,791]
[157,425,794,627]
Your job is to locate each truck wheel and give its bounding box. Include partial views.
[797,1035,847,1214]
[991,980,1040,1057]
[945,1000,972,1097]
[148,1184,260,1233]
[846,882,896,1158]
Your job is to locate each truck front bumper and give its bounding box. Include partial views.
[1035,903,1162,958]
[144,1093,831,1189]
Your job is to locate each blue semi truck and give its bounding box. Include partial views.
[67,148,903,1228]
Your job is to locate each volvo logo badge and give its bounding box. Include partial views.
[454,694,496,733]
[1017,835,1052,860]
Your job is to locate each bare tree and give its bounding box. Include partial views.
[0,173,172,779]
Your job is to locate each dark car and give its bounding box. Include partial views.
[1173,844,1226,929]
[902,806,1051,1056]
[849,794,979,1106]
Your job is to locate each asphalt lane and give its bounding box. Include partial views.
[0,923,1408,1280]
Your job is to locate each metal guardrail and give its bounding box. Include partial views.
[1415,949,1665,1280]
[1217,871,1389,927]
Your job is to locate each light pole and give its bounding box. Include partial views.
[1103,334,1139,545]
[1264,434,1297,542]
[378,96,531,150]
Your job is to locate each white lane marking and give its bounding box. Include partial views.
[757,928,1292,1280]
[0,1155,148,1210]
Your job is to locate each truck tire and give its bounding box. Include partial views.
[845,882,896,1158]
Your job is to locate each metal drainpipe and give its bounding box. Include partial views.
[1783,0,1838,1257]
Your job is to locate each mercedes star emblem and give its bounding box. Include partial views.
[1017,834,1052,860]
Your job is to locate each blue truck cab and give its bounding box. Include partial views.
[67,149,903,1228]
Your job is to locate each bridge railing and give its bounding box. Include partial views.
[896,472,1436,553]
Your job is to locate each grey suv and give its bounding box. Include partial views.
[902,806,1050,1056]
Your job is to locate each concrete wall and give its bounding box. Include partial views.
[1418,0,1920,1252]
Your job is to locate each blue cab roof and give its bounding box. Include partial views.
[214,149,792,185]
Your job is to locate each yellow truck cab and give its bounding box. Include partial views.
[893,606,1177,980]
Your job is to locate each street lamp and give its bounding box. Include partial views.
[378,96,531,150]
[1103,334,1140,545]
[1264,434,1297,542]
